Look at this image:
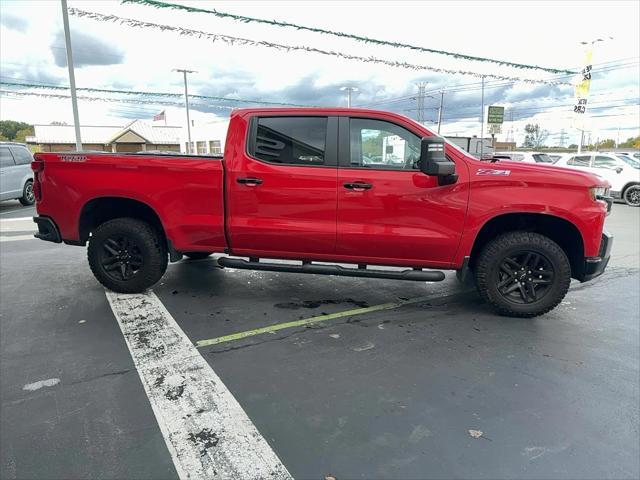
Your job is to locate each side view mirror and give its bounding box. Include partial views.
[420,136,455,176]
[616,166,623,174]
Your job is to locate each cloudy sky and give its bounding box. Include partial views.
[1,0,638,146]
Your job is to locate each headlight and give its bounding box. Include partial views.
[589,186,609,201]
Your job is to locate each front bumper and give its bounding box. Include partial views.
[581,231,613,282]
[33,216,62,243]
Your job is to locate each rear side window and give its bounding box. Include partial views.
[532,153,553,163]
[252,117,327,166]
[568,155,591,166]
[0,147,15,168]
[593,155,619,169]
[9,146,33,165]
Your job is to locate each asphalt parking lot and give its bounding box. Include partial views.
[1,202,638,479]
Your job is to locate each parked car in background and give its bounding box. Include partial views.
[600,151,640,169]
[492,151,555,164]
[554,152,640,206]
[0,142,35,205]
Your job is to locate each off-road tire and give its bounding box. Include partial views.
[19,180,35,206]
[183,252,213,260]
[622,184,640,207]
[88,217,168,293]
[475,231,571,318]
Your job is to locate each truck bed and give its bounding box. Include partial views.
[33,152,227,252]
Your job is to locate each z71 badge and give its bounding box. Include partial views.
[476,169,511,176]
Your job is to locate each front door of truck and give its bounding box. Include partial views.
[227,115,338,258]
[336,116,467,267]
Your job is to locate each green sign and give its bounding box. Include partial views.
[487,105,505,124]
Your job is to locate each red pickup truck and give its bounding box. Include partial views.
[32,108,612,317]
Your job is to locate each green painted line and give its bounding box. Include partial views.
[195,293,454,348]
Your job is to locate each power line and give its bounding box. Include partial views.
[357,59,638,108]
[121,0,575,74]
[0,80,308,106]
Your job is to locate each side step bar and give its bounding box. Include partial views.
[217,257,445,282]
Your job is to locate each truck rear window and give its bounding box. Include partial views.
[252,117,327,166]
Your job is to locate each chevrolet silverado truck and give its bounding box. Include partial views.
[31,108,613,317]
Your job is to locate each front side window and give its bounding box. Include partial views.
[349,118,421,170]
[0,147,15,168]
[593,155,619,169]
[253,117,327,165]
[568,155,591,166]
[196,141,206,155]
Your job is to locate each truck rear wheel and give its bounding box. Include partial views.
[87,218,168,293]
[474,231,571,318]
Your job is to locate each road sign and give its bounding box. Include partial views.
[488,123,502,134]
[487,106,505,124]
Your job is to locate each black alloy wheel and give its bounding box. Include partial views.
[99,235,144,281]
[496,251,554,304]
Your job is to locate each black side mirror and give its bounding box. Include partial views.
[420,136,455,176]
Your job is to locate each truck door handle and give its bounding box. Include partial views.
[237,177,263,186]
[344,182,372,190]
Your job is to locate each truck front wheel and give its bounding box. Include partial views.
[87,218,168,293]
[475,232,571,318]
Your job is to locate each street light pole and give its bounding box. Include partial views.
[340,86,358,108]
[60,0,82,151]
[174,69,196,154]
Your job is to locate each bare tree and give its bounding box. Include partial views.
[523,124,549,148]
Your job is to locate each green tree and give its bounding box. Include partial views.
[598,138,615,149]
[14,126,34,143]
[523,124,549,148]
[0,120,32,141]
[619,135,640,149]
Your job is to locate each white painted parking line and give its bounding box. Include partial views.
[0,235,35,242]
[105,290,292,480]
[0,216,33,222]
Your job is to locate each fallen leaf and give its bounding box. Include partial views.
[468,429,483,439]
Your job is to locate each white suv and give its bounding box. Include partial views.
[555,152,640,206]
[493,151,555,164]
[0,142,34,205]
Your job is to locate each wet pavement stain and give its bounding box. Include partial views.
[275,298,369,309]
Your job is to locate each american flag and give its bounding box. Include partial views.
[153,110,166,122]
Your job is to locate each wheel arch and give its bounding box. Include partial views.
[468,213,585,280]
[78,196,167,245]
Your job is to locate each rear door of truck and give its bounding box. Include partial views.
[226,114,338,257]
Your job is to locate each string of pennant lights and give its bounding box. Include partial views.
[67,8,572,86]
[0,80,309,107]
[121,0,575,75]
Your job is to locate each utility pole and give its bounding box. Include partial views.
[578,129,584,153]
[437,90,445,134]
[174,69,196,154]
[60,0,82,151]
[415,82,427,124]
[340,86,358,108]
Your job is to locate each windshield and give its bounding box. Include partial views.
[532,153,554,163]
[617,154,640,169]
